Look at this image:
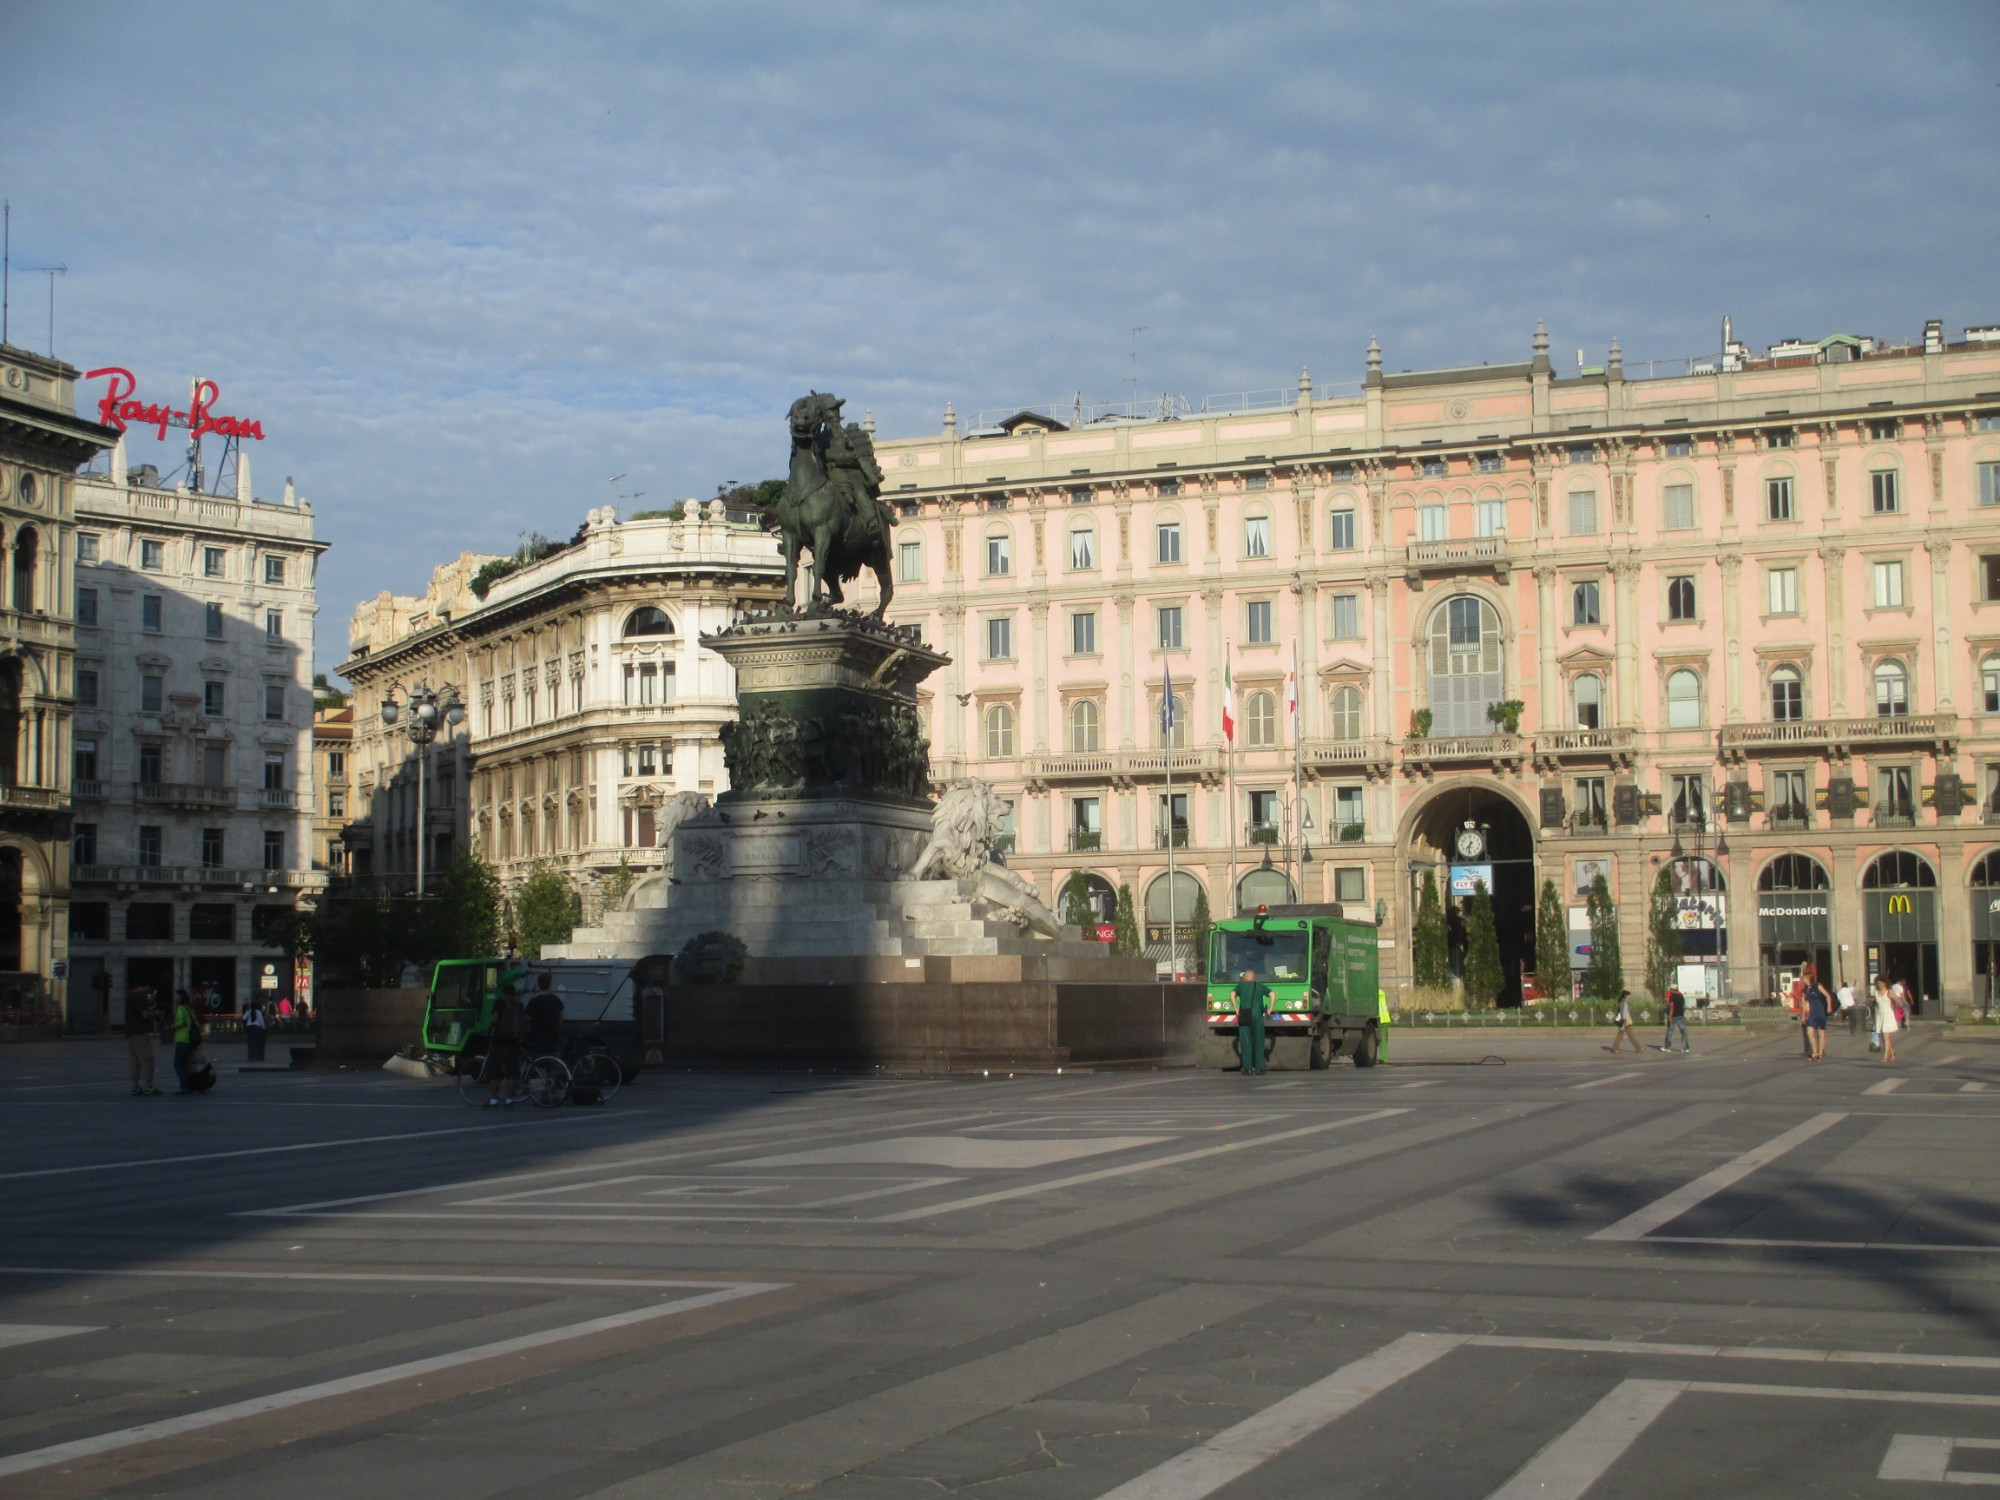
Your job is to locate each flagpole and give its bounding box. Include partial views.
[1290,641,1303,901]
[1224,644,1237,917]
[1162,652,1177,978]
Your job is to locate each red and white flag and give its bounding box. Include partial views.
[1221,654,1236,743]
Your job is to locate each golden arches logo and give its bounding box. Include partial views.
[1886,894,1913,915]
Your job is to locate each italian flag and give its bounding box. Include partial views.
[1221,656,1236,743]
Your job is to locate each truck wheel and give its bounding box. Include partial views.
[1353,1028,1379,1068]
[1309,1029,1332,1070]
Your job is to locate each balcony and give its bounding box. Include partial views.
[71,779,106,801]
[1875,805,1918,829]
[1401,733,1524,773]
[1155,826,1190,850]
[1299,737,1394,775]
[1535,727,1638,769]
[1720,712,1959,760]
[1068,829,1103,852]
[1334,821,1367,843]
[1406,536,1510,583]
[1246,823,1281,846]
[0,785,61,812]
[1769,806,1813,832]
[1026,746,1223,787]
[73,863,320,889]
[135,781,234,811]
[262,787,299,810]
[1568,811,1610,836]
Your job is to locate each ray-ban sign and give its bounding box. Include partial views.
[84,367,266,443]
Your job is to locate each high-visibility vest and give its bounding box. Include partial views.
[1378,988,1392,1024]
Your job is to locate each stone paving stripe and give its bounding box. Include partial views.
[1880,1435,2000,1485]
[581,1283,1267,1500]
[0,1114,624,1184]
[1866,1077,1907,1094]
[874,1109,1408,1223]
[1964,1082,1989,1093]
[1485,1379,1685,1500]
[1688,1380,2000,1406]
[0,1282,781,1480]
[0,1267,759,1291]
[0,1324,97,1350]
[1636,1235,2000,1254]
[1092,1332,1467,1500]
[1589,1111,1846,1242]
[1572,1070,1649,1090]
[1473,1334,2000,1369]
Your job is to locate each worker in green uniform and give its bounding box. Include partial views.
[1234,967,1272,1075]
[1377,987,1393,1063]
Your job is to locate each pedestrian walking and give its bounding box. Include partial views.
[1791,968,1815,1057]
[242,996,268,1062]
[124,986,161,1095]
[525,972,566,1057]
[1232,967,1271,1075]
[1836,979,1858,1035]
[1661,984,1691,1053]
[487,984,528,1106]
[1803,971,1831,1061]
[170,989,202,1094]
[1873,975,1900,1064]
[1608,988,1641,1054]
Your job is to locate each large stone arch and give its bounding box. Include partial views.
[1398,775,1541,1006]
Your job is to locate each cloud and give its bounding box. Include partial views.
[4,0,1994,672]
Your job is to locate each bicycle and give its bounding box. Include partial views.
[455,1036,570,1108]
[552,1034,623,1104]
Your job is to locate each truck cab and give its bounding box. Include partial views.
[1204,903,1382,1069]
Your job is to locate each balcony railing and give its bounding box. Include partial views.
[1569,811,1609,835]
[1246,823,1281,845]
[1769,808,1812,831]
[72,779,106,800]
[1155,825,1190,849]
[1720,712,1958,756]
[1026,747,1223,784]
[1875,806,1917,829]
[262,787,299,809]
[135,781,234,810]
[1334,821,1366,843]
[73,864,321,888]
[1406,536,1508,572]
[1402,733,1522,766]
[1068,829,1103,852]
[1537,727,1637,759]
[0,785,61,811]
[1299,737,1394,771]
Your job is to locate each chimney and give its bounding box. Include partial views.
[1924,319,1943,354]
[110,435,126,487]
[235,449,252,503]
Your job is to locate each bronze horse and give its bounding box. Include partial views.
[762,392,894,616]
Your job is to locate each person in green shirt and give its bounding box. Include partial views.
[170,990,202,1094]
[1233,967,1272,1075]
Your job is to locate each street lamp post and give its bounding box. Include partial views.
[379,682,466,895]
[1669,783,1731,1000]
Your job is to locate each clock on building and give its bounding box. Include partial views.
[1454,825,1487,860]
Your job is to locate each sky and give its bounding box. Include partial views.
[4,1,1996,678]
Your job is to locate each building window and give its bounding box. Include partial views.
[1870,469,1901,514]
[621,661,667,705]
[1156,521,1182,564]
[1478,453,1504,473]
[1426,595,1504,738]
[76,532,99,562]
[74,737,98,782]
[1329,509,1356,550]
[263,830,285,870]
[1159,692,1188,749]
[1330,594,1360,639]
[1574,777,1608,830]
[138,744,163,784]
[1877,765,1914,823]
[1158,605,1183,650]
[1983,555,2000,603]
[198,601,222,639]
[328,790,345,818]
[1568,490,1598,535]
[1244,515,1271,558]
[1333,784,1364,838]
[1664,437,1693,458]
[141,594,163,633]
[1572,580,1601,627]
[1668,773,1706,827]
[1068,699,1100,753]
[137,825,163,867]
[127,902,171,940]
[1984,655,2000,714]
[1070,796,1102,850]
[983,704,1014,758]
[263,683,285,721]
[1767,567,1799,616]
[1071,610,1097,655]
[1328,685,1363,741]
[1766,476,1794,521]
[1245,691,1277,748]
[76,587,98,627]
[203,547,226,579]
[1068,527,1096,570]
[265,610,283,640]
[76,668,98,707]
[190,904,232,940]
[1771,769,1808,823]
[72,822,97,866]
[202,744,227,785]
[1247,788,1279,838]
[1069,486,1092,505]
[263,752,286,791]
[203,680,225,717]
[140,673,163,713]
[1980,460,2000,508]
[1157,791,1189,848]
[264,555,287,585]
[1770,665,1804,722]
[897,541,922,582]
[1572,673,1603,729]
[1333,866,1367,903]
[140,539,164,570]
[1765,428,1794,449]
[1157,477,1181,497]
[1419,457,1446,478]
[985,533,1011,576]
[69,901,110,940]
[1476,499,1506,538]
[1666,669,1702,729]
[1246,599,1274,644]
[1872,559,1905,608]
[1666,575,1696,621]
[1662,483,1696,530]
[1868,418,1900,441]
[200,827,225,869]
[1418,504,1448,543]
[1874,659,1909,718]
[985,616,1013,660]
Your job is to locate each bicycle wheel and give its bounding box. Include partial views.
[456,1044,493,1106]
[576,1050,622,1103]
[523,1054,571,1108]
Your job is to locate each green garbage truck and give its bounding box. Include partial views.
[1204,903,1382,1069]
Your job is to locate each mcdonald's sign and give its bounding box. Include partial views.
[1887,893,1913,915]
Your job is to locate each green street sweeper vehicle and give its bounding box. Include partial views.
[1204,903,1383,1069]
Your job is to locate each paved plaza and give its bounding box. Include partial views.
[3,1025,2000,1497]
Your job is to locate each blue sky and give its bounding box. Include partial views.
[5,1,1996,675]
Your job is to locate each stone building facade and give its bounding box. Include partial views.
[859,319,2000,1012]
[65,462,326,1014]
[0,345,116,1025]
[338,503,785,905]
[312,702,353,877]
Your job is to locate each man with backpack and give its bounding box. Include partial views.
[525,972,566,1059]
[1661,984,1691,1054]
[171,989,208,1094]
[487,984,528,1108]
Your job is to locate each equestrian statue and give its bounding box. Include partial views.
[759,392,895,616]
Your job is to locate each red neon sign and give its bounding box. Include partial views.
[84,368,266,443]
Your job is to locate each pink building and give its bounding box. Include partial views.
[857,319,2000,1013]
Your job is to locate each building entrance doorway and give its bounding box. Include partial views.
[1407,784,1536,1006]
[1970,852,2000,1018]
[1862,851,1939,1015]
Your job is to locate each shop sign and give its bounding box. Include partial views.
[1449,863,1492,897]
[1757,897,1830,946]
[1975,889,2000,942]
[1864,888,1936,943]
[294,955,314,1010]
[1674,894,1726,931]
[85,367,267,443]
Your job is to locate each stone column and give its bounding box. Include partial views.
[1295,577,1319,738]
[1927,538,1955,713]
[1028,602,1050,756]
[938,605,966,764]
[1819,546,1847,717]
[1719,554,1744,722]
[1534,565,1559,724]
[1613,557,1644,724]
[1369,576,1394,739]
[1115,594,1137,750]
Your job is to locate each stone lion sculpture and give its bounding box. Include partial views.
[621,791,716,911]
[912,779,1066,940]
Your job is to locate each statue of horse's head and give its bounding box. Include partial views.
[788,391,843,441]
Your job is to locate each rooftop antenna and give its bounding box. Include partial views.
[2,201,9,347]
[609,473,643,507]
[22,265,64,356]
[1129,326,1146,412]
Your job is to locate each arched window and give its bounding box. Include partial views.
[12,526,37,613]
[1145,870,1205,926]
[1571,673,1603,730]
[1769,665,1803,722]
[1245,691,1277,747]
[1970,851,2000,888]
[1666,669,1702,729]
[1759,854,1831,892]
[1065,872,1118,926]
[1068,699,1100,753]
[1666,575,1696,620]
[1237,868,1295,910]
[1862,851,1936,889]
[1874,659,1909,718]
[983,703,1015,759]
[984,529,1012,577]
[1424,596,1503,737]
[1158,693,1188,749]
[622,607,671,637]
[1670,856,1727,894]
[1068,525,1096,571]
[1328,685,1363,741]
